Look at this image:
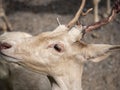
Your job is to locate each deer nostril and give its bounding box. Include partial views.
[0,42,12,50]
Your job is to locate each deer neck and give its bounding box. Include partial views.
[50,62,84,90]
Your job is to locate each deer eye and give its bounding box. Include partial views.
[47,42,64,53]
[54,44,62,52]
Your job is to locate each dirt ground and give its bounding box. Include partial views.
[0,0,120,90]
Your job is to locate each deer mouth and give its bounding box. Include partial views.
[0,42,22,62]
[0,51,22,63]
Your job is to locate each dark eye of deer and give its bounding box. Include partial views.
[54,44,62,52]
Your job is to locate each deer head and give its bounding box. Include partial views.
[0,0,120,90]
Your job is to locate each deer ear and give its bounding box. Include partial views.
[84,44,120,62]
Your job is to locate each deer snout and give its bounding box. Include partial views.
[0,42,12,51]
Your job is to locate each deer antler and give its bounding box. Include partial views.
[67,0,86,28]
[0,14,12,32]
[85,0,120,32]
[81,8,93,16]
[0,1,12,32]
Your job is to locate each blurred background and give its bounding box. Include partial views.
[0,0,120,90]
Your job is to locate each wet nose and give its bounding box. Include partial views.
[0,42,12,50]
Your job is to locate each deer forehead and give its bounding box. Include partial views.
[34,25,83,45]
[16,25,84,54]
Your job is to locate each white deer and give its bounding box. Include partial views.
[0,0,120,90]
[93,0,111,22]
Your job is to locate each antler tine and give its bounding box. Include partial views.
[81,8,93,16]
[0,1,12,32]
[85,0,120,32]
[1,15,12,32]
[67,0,86,28]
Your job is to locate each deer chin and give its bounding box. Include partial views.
[0,49,22,63]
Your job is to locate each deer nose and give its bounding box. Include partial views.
[0,42,12,50]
